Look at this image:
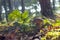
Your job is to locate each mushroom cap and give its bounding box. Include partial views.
[33,17,43,24]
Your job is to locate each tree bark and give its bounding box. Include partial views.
[53,0,55,10]
[59,0,60,5]
[21,0,25,12]
[0,0,2,21]
[39,0,55,20]
[2,0,13,21]
[7,0,13,12]
[2,0,9,21]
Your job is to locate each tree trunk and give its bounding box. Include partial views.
[53,0,55,10]
[39,0,55,20]
[59,0,60,5]
[2,0,13,21]
[21,0,25,12]
[0,0,2,21]
[2,0,8,21]
[14,0,20,9]
[7,0,13,12]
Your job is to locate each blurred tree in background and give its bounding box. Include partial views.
[0,0,2,21]
[39,0,55,20]
[53,0,55,10]
[0,0,60,22]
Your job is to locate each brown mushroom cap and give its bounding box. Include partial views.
[33,18,43,25]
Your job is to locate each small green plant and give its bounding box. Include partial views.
[8,10,34,25]
[8,10,36,34]
[8,10,21,22]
